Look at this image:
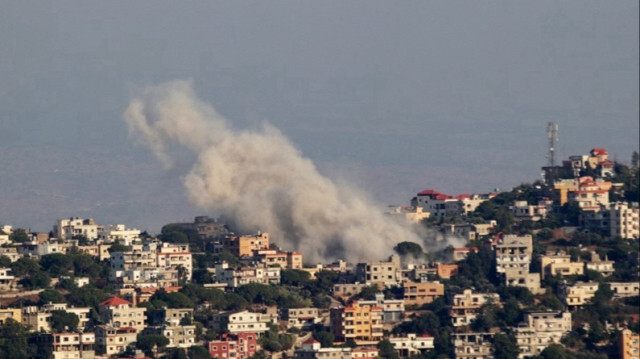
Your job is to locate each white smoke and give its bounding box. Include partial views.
[124,80,456,262]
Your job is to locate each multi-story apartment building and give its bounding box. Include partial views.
[330,302,384,344]
[388,334,434,357]
[412,190,495,219]
[105,224,141,243]
[75,244,111,261]
[284,307,321,330]
[453,332,494,359]
[450,289,500,327]
[254,249,303,269]
[209,332,259,359]
[214,262,281,288]
[563,281,599,307]
[355,255,402,288]
[95,325,137,356]
[98,297,146,333]
[621,329,640,359]
[0,247,21,262]
[511,199,552,222]
[357,293,404,323]
[216,233,270,257]
[156,242,192,281]
[110,242,192,286]
[540,251,584,279]
[494,235,533,274]
[504,267,543,295]
[210,310,272,335]
[51,332,95,359]
[515,311,571,358]
[566,177,611,210]
[54,217,103,240]
[442,221,496,242]
[403,280,444,306]
[145,324,196,349]
[609,202,640,239]
[437,264,459,279]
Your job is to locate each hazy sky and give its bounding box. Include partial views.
[1,1,638,233]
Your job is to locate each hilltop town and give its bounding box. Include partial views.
[0,147,637,359]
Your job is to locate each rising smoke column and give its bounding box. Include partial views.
[124,80,437,262]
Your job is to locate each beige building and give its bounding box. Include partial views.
[295,338,353,359]
[610,282,640,299]
[609,202,640,239]
[146,324,197,348]
[515,311,571,359]
[586,252,615,277]
[254,249,303,269]
[95,325,137,356]
[98,297,147,333]
[453,332,494,359]
[214,262,281,288]
[494,235,533,274]
[330,302,383,344]
[210,310,273,335]
[0,247,21,262]
[356,254,402,287]
[388,334,434,357]
[450,289,500,327]
[563,281,599,307]
[511,200,552,222]
[216,232,270,257]
[333,283,367,301]
[357,293,404,323]
[403,280,444,307]
[50,332,95,359]
[621,329,640,359]
[54,217,103,240]
[0,308,21,325]
[504,267,544,295]
[566,177,611,210]
[0,267,18,292]
[285,307,321,329]
[540,251,584,279]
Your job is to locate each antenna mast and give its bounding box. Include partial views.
[545,122,559,184]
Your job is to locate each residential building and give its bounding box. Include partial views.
[609,202,640,239]
[511,199,552,222]
[0,247,21,262]
[621,329,640,359]
[453,247,479,262]
[330,302,384,344]
[442,221,496,242]
[450,289,500,327]
[453,332,494,359]
[284,307,321,330]
[437,264,458,279]
[610,282,640,299]
[566,177,611,210]
[388,334,434,357]
[0,267,17,291]
[214,262,281,288]
[563,282,599,307]
[98,297,147,333]
[95,325,137,356]
[155,242,193,281]
[504,267,544,295]
[585,252,615,277]
[22,306,52,332]
[355,255,402,287]
[0,308,21,324]
[515,311,571,359]
[357,293,404,323]
[333,283,366,301]
[209,332,259,359]
[165,216,228,240]
[540,251,584,279]
[145,324,196,348]
[75,244,111,261]
[386,206,431,223]
[295,338,352,359]
[105,224,141,243]
[54,217,103,240]
[52,332,95,359]
[210,310,272,335]
[494,234,533,274]
[403,281,444,307]
[254,249,303,269]
[216,232,270,257]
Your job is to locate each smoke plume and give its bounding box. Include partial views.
[124,80,455,262]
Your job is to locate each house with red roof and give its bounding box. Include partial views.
[98,296,147,333]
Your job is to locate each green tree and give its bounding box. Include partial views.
[188,346,212,359]
[492,333,519,359]
[150,290,194,308]
[538,344,570,359]
[50,311,79,332]
[0,319,29,358]
[20,271,51,289]
[38,289,66,305]
[313,331,334,347]
[377,339,400,359]
[394,241,424,258]
[40,253,74,276]
[8,229,30,244]
[136,334,170,354]
[10,258,40,277]
[281,269,311,286]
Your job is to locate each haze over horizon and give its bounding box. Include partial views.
[1,1,638,234]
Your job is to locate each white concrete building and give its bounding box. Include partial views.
[515,311,571,359]
[389,334,434,357]
[55,217,103,240]
[451,289,500,327]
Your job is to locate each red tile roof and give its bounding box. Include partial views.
[100,296,132,307]
[591,148,608,155]
[303,338,320,344]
